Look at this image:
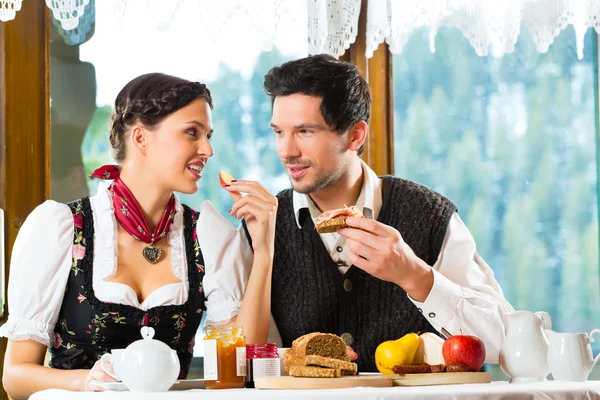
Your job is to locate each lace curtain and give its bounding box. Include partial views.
[113,0,360,55]
[307,0,362,56]
[0,0,21,22]
[51,0,95,46]
[1,0,361,56]
[366,0,600,59]
[4,0,599,59]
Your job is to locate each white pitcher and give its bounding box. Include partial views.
[499,310,552,383]
[546,329,600,382]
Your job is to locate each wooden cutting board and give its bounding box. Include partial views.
[254,372,491,389]
[254,375,394,389]
[393,372,491,386]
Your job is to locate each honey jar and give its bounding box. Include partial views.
[203,325,246,389]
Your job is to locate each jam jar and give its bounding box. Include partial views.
[203,325,246,389]
[245,343,280,388]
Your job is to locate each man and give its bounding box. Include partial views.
[262,54,514,372]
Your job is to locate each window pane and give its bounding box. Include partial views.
[50,1,307,365]
[393,27,600,377]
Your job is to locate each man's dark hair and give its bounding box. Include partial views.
[263,54,371,155]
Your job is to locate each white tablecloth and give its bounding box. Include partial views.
[29,381,600,400]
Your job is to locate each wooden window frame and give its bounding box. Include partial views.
[341,0,395,176]
[0,2,50,399]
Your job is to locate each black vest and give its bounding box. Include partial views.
[49,197,206,379]
[271,176,457,371]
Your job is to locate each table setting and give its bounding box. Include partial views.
[26,309,600,399]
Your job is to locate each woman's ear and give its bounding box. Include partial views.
[347,120,368,152]
[130,125,148,156]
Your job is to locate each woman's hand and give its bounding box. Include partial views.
[226,180,278,256]
[83,359,118,391]
[225,180,277,344]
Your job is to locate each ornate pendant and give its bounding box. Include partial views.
[142,243,162,264]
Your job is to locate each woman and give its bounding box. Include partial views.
[0,73,277,399]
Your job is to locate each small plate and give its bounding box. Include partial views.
[91,379,205,391]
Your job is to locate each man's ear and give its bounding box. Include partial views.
[347,120,368,152]
[130,125,148,156]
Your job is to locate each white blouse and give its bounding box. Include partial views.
[0,187,253,348]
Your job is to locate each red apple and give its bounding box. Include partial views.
[219,170,234,188]
[442,335,486,372]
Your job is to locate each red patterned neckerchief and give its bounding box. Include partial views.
[91,165,176,264]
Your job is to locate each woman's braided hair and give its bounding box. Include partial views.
[109,73,213,163]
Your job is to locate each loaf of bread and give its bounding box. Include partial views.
[284,333,357,377]
[291,332,350,361]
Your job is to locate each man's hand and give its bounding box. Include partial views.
[337,217,434,302]
[347,346,358,361]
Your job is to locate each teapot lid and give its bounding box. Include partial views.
[127,327,172,352]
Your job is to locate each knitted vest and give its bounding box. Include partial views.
[271,176,457,372]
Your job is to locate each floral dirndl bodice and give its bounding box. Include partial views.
[49,197,206,379]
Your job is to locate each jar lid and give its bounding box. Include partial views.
[247,343,278,350]
[205,325,243,335]
[246,343,279,358]
[126,327,172,352]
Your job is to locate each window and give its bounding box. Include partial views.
[393,26,600,377]
[49,1,307,367]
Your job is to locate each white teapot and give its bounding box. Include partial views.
[118,326,180,392]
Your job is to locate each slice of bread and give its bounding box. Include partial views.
[304,355,358,375]
[314,206,364,234]
[289,366,343,378]
[315,216,349,233]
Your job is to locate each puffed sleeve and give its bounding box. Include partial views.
[197,200,253,325]
[0,201,74,347]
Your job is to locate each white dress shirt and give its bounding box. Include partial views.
[0,186,253,348]
[290,160,514,363]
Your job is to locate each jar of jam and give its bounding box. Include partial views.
[245,343,280,388]
[203,325,246,389]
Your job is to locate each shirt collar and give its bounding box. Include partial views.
[292,159,383,229]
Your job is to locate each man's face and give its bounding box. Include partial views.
[271,94,349,194]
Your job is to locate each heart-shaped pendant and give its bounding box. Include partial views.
[142,244,162,264]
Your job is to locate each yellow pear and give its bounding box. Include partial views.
[375,333,420,374]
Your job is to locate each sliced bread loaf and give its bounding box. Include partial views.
[283,332,355,376]
[291,332,350,361]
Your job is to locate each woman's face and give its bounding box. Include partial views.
[142,98,214,194]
